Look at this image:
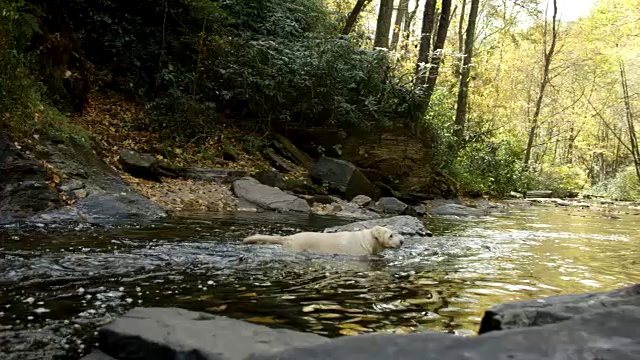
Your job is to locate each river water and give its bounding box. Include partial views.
[1,202,639,359]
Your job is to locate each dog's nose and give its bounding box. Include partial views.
[399,238,404,246]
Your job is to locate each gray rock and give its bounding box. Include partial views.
[251,306,640,360]
[179,167,247,183]
[351,195,372,207]
[58,178,84,192]
[428,203,487,217]
[118,149,160,180]
[373,197,408,214]
[479,283,640,333]
[508,191,524,199]
[233,177,310,213]
[0,135,166,224]
[414,204,427,216]
[526,190,553,198]
[237,198,261,212]
[74,191,166,224]
[80,350,118,360]
[310,156,381,200]
[324,215,430,238]
[254,170,285,189]
[98,307,328,360]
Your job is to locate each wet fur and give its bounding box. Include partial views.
[242,226,402,256]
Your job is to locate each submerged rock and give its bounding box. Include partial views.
[233,177,310,213]
[324,215,431,238]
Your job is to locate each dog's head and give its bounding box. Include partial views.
[371,226,403,249]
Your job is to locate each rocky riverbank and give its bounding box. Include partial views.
[83,284,640,360]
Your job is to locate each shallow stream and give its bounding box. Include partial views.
[1,203,639,359]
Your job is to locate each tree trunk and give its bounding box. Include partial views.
[414,0,437,85]
[453,0,480,142]
[342,0,372,35]
[458,0,467,54]
[423,0,452,109]
[620,61,640,181]
[374,0,395,49]
[390,0,409,50]
[523,0,558,167]
[401,1,420,54]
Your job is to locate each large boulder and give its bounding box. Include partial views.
[96,307,328,360]
[233,177,310,213]
[479,283,640,333]
[0,134,166,224]
[254,170,286,189]
[324,215,431,239]
[372,197,408,214]
[310,156,381,200]
[250,306,640,360]
[283,127,435,196]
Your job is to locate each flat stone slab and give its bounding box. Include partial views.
[323,215,431,238]
[479,283,640,333]
[428,203,487,217]
[98,307,328,360]
[233,177,310,213]
[250,306,640,360]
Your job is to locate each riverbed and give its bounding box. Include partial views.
[1,202,639,359]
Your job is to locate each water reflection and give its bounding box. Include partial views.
[0,206,639,358]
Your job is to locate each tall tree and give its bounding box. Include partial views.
[423,0,453,109]
[523,0,559,166]
[619,61,640,181]
[453,0,480,142]
[401,1,420,55]
[342,0,372,35]
[390,0,409,50]
[415,0,437,85]
[374,0,395,48]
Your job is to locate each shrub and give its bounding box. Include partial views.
[0,0,89,144]
[451,139,531,197]
[588,166,640,200]
[534,164,590,197]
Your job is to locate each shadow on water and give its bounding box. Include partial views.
[1,206,639,358]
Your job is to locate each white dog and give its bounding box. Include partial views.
[242,226,403,256]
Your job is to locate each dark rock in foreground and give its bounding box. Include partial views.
[323,215,431,238]
[86,284,640,360]
[250,306,640,360]
[95,307,328,360]
[479,283,640,333]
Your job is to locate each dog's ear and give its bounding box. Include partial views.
[370,226,384,241]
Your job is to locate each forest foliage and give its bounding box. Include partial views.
[1,0,639,199]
